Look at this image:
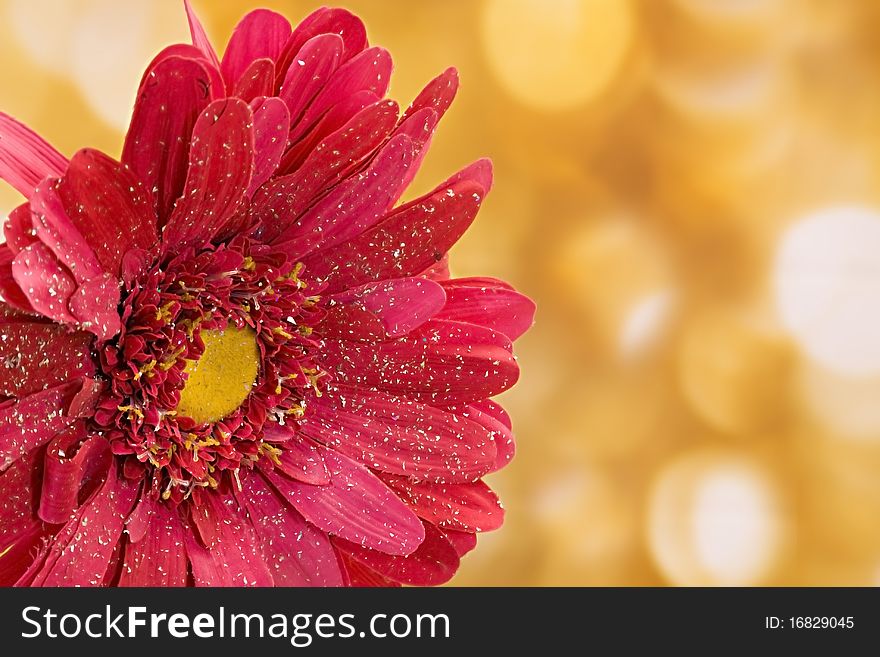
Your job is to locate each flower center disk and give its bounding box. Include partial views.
[176,325,260,425]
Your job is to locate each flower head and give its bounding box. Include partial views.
[0,2,534,586]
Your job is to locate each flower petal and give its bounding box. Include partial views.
[0,449,46,585]
[38,425,112,524]
[122,55,215,223]
[247,97,290,197]
[237,472,344,586]
[0,321,95,398]
[278,7,367,84]
[3,203,37,254]
[264,448,425,556]
[340,553,400,587]
[441,528,478,557]
[252,99,398,241]
[291,47,392,144]
[383,476,505,533]
[320,319,519,405]
[220,9,291,91]
[11,242,77,324]
[162,99,255,251]
[303,178,486,295]
[0,112,67,199]
[0,245,36,312]
[335,520,459,586]
[186,491,273,586]
[232,58,275,102]
[275,135,419,258]
[119,497,188,586]
[68,273,122,341]
[279,34,343,127]
[319,277,446,341]
[30,178,104,284]
[301,388,497,483]
[30,462,138,587]
[280,90,380,174]
[0,379,101,471]
[58,149,158,278]
[184,0,221,70]
[402,67,459,123]
[437,278,536,341]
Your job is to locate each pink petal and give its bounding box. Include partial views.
[303,178,486,295]
[184,0,221,70]
[38,425,112,524]
[279,34,343,125]
[0,245,35,312]
[236,472,344,586]
[0,380,99,471]
[441,528,478,557]
[301,388,497,483]
[454,400,516,472]
[251,99,398,241]
[4,203,37,254]
[12,242,77,324]
[119,498,188,586]
[30,179,104,284]
[321,277,446,340]
[264,448,425,556]
[220,9,292,91]
[0,300,45,323]
[291,47,393,143]
[247,97,290,197]
[335,520,459,586]
[0,321,95,398]
[437,278,536,341]
[341,553,400,587]
[275,135,419,258]
[383,476,505,533]
[162,98,255,251]
[232,58,275,102]
[320,319,519,405]
[186,491,273,586]
[136,44,224,99]
[0,112,67,199]
[402,67,459,123]
[58,149,158,278]
[278,89,380,176]
[390,107,438,194]
[421,253,451,281]
[261,422,330,484]
[0,449,46,585]
[30,462,137,586]
[68,273,122,341]
[122,55,215,223]
[277,7,367,85]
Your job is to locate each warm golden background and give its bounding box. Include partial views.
[3,0,880,586]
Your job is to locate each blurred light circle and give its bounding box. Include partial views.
[678,308,793,434]
[619,290,676,358]
[7,0,81,74]
[556,219,675,358]
[774,206,880,376]
[481,0,634,112]
[70,0,188,132]
[648,450,788,585]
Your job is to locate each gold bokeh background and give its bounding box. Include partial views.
[3,0,880,586]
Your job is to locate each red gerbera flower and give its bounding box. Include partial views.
[0,2,534,587]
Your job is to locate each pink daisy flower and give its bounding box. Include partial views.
[0,2,534,587]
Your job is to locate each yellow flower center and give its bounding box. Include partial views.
[176,325,260,425]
